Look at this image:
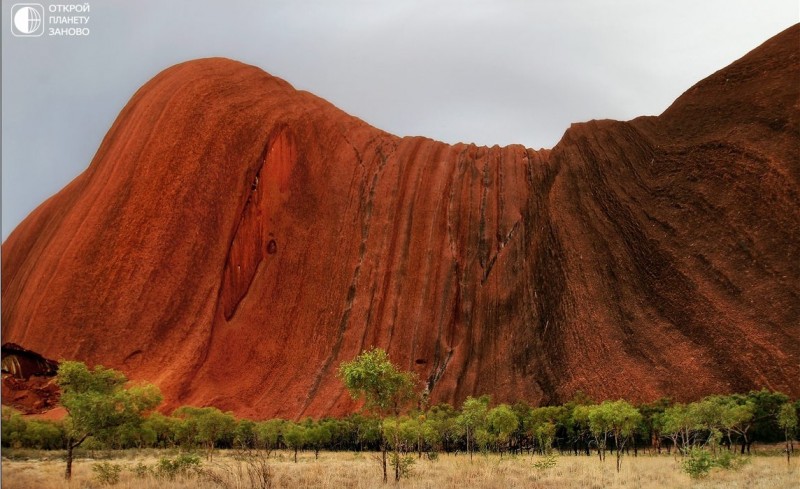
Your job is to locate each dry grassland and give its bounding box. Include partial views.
[2,449,798,489]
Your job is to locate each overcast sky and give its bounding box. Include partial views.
[2,1,797,239]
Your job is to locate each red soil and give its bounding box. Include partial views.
[2,25,798,418]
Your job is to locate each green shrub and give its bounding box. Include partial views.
[681,447,751,479]
[682,448,714,478]
[155,453,202,480]
[715,450,749,471]
[131,461,151,478]
[20,420,64,450]
[533,454,557,470]
[389,453,415,480]
[92,462,122,485]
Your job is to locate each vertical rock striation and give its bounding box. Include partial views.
[2,25,798,418]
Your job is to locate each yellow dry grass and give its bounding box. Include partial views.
[2,449,798,489]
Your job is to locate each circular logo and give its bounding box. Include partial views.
[13,6,42,35]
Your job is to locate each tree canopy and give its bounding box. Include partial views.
[57,361,162,479]
[338,347,417,416]
[338,347,419,481]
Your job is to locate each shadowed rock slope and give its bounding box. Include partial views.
[3,25,798,418]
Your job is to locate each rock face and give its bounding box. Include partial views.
[1,344,60,414]
[2,25,799,418]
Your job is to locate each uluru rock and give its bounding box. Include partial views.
[2,25,799,419]
[1,343,60,414]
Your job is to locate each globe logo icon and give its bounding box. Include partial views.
[11,4,44,37]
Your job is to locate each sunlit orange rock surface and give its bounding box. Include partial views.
[3,25,798,418]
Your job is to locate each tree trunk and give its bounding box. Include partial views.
[65,441,74,480]
[468,427,473,462]
[786,429,791,465]
[381,441,387,483]
[294,447,298,463]
[64,434,88,481]
[740,438,753,455]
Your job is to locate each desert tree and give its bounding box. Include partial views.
[425,403,460,453]
[234,419,258,449]
[690,396,727,453]
[660,403,701,455]
[383,416,420,480]
[141,412,179,448]
[457,395,490,461]
[569,404,595,456]
[510,401,532,454]
[1,407,29,448]
[338,347,417,482]
[637,397,672,454]
[2,407,65,450]
[255,418,285,456]
[716,397,755,452]
[607,400,642,472]
[487,404,519,457]
[172,406,237,460]
[563,391,595,456]
[586,400,642,472]
[304,419,333,459]
[778,402,797,464]
[528,406,566,455]
[744,389,790,454]
[283,422,308,463]
[56,360,162,480]
[386,414,430,459]
[347,413,381,451]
